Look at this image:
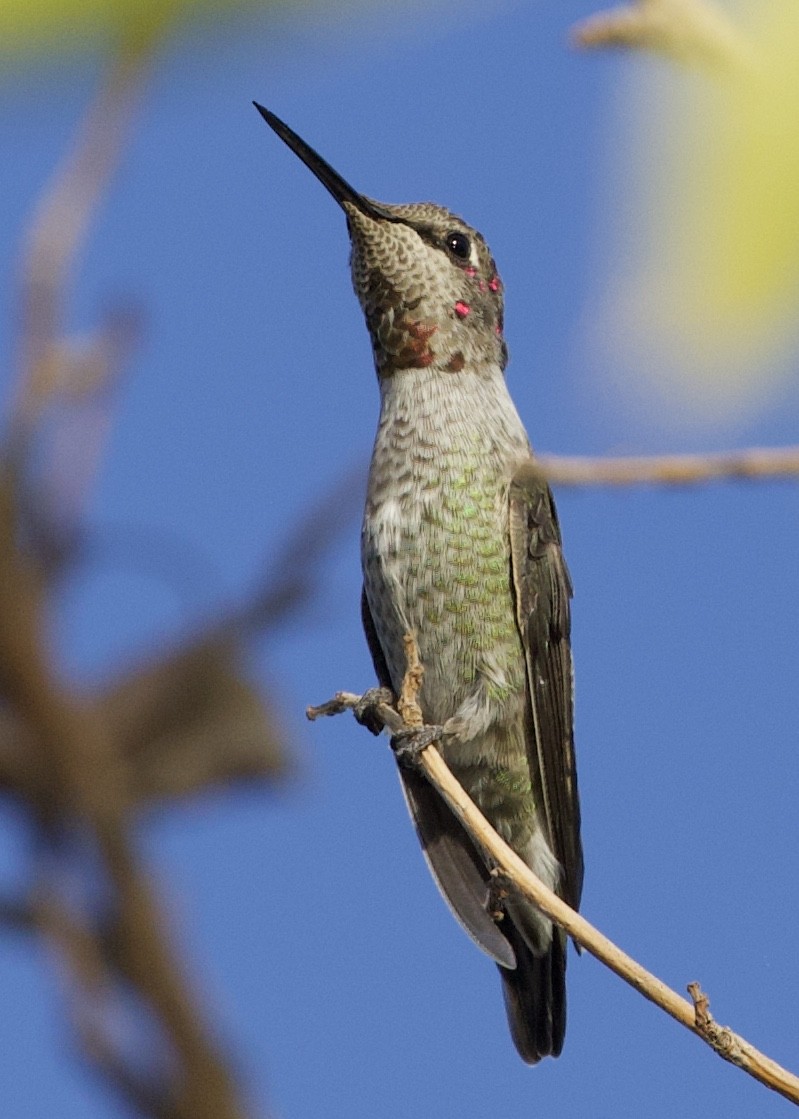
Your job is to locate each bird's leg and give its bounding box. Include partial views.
[389,723,445,768]
[353,686,395,735]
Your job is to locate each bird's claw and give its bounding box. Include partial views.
[353,687,395,736]
[485,870,514,922]
[390,724,445,768]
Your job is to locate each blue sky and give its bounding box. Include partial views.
[1,3,798,1116]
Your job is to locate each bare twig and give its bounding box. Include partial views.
[571,0,755,72]
[308,650,799,1108]
[537,446,799,488]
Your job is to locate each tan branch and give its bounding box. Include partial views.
[571,0,755,71]
[537,446,799,487]
[308,675,799,1107]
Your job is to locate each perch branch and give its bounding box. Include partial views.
[308,645,799,1107]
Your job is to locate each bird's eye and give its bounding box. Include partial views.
[445,231,471,260]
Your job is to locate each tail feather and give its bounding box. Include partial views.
[498,920,567,1064]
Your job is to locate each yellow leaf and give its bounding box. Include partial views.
[591,1,799,426]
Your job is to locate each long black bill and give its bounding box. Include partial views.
[253,103,396,223]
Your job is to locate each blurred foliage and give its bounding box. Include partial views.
[0,0,312,58]
[593,0,799,426]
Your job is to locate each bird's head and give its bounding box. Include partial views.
[256,105,507,380]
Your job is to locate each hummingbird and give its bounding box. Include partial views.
[255,103,583,1063]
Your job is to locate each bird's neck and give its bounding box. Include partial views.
[366,366,530,511]
[375,365,529,453]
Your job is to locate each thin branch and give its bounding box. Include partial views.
[537,446,799,488]
[308,669,799,1107]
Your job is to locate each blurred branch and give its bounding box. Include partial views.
[0,893,36,930]
[0,25,297,1119]
[106,637,288,804]
[537,446,799,487]
[35,892,172,1117]
[0,445,361,814]
[308,647,799,1107]
[13,39,151,446]
[0,639,288,809]
[0,474,249,1119]
[570,0,755,71]
[0,29,356,1107]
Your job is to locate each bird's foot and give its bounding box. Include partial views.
[390,724,445,768]
[353,687,395,736]
[486,870,514,922]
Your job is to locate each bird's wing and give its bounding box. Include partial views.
[507,462,584,912]
[361,588,516,968]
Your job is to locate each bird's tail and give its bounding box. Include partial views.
[498,919,567,1064]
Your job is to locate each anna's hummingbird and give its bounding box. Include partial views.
[255,104,584,1063]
